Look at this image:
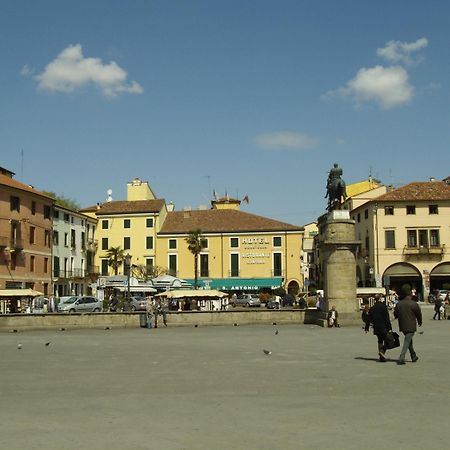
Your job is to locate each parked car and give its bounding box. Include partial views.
[127,296,149,312]
[57,296,102,313]
[436,290,449,301]
[231,294,261,307]
[266,297,280,309]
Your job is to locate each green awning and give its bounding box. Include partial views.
[187,278,283,291]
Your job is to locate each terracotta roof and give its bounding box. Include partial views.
[82,199,166,215]
[375,181,450,202]
[159,209,303,234]
[0,174,54,200]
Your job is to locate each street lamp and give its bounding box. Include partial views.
[125,253,132,302]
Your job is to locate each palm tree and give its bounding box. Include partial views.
[185,229,206,289]
[105,246,125,275]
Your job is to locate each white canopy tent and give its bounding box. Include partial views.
[155,289,229,311]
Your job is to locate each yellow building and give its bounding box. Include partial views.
[157,196,304,293]
[82,179,304,294]
[350,180,450,299]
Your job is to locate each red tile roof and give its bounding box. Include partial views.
[159,209,303,234]
[0,174,54,200]
[81,199,166,215]
[375,181,450,202]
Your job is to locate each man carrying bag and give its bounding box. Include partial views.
[364,295,393,362]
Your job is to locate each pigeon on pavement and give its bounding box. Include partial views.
[17,343,22,350]
[45,342,51,346]
[263,349,272,355]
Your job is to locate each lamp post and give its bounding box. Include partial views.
[125,253,132,303]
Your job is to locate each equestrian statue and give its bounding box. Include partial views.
[325,163,347,211]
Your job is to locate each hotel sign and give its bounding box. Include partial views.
[242,237,271,265]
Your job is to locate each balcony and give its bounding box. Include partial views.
[403,245,445,258]
[10,238,24,251]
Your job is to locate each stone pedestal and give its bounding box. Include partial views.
[318,210,360,314]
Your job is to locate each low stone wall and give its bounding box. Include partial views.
[0,309,363,331]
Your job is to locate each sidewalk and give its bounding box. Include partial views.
[0,305,447,450]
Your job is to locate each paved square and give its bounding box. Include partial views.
[0,306,448,450]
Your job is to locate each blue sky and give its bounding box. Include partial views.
[1,1,449,226]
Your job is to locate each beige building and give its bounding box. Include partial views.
[350,180,450,299]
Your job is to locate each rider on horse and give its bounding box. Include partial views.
[325,163,347,210]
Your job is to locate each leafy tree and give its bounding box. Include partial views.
[105,246,125,275]
[132,264,168,281]
[185,229,206,289]
[42,191,80,210]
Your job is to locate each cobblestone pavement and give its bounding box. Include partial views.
[0,305,448,450]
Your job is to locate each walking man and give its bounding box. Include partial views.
[394,287,422,365]
[364,295,392,362]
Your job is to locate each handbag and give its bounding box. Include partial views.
[384,331,400,349]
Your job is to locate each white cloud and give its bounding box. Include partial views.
[35,44,143,97]
[326,65,413,110]
[254,131,319,150]
[20,64,34,76]
[377,38,428,66]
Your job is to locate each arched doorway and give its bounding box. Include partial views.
[430,263,450,290]
[383,263,422,299]
[287,280,300,296]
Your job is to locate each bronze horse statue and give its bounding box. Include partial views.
[325,163,347,211]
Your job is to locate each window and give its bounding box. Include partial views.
[273,237,282,247]
[31,201,36,215]
[53,209,59,219]
[357,213,361,223]
[385,230,395,249]
[63,213,69,222]
[230,237,239,248]
[406,205,416,215]
[201,238,208,249]
[273,252,282,277]
[44,205,51,219]
[81,232,86,249]
[146,236,153,250]
[430,229,440,247]
[407,230,417,247]
[429,205,438,214]
[230,253,239,277]
[71,229,76,248]
[64,233,69,247]
[418,230,428,247]
[146,258,154,271]
[45,230,51,247]
[44,258,48,274]
[200,254,209,277]
[384,206,394,215]
[124,219,131,229]
[10,196,20,212]
[101,237,108,250]
[364,209,369,219]
[30,226,36,244]
[30,255,35,272]
[169,239,177,249]
[146,218,154,228]
[53,231,59,246]
[71,216,74,224]
[169,254,177,276]
[101,259,109,276]
[53,257,60,277]
[124,237,131,250]
[102,220,109,230]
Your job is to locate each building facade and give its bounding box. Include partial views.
[350,180,450,299]
[82,179,304,295]
[52,204,98,297]
[0,167,53,298]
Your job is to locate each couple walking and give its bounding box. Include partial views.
[364,287,422,365]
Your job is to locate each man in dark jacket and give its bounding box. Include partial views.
[394,289,422,365]
[365,295,392,362]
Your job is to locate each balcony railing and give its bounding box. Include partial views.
[403,245,445,256]
[53,266,99,279]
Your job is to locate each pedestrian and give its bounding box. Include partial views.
[364,295,392,362]
[393,287,422,365]
[361,304,370,329]
[327,305,339,327]
[433,296,443,320]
